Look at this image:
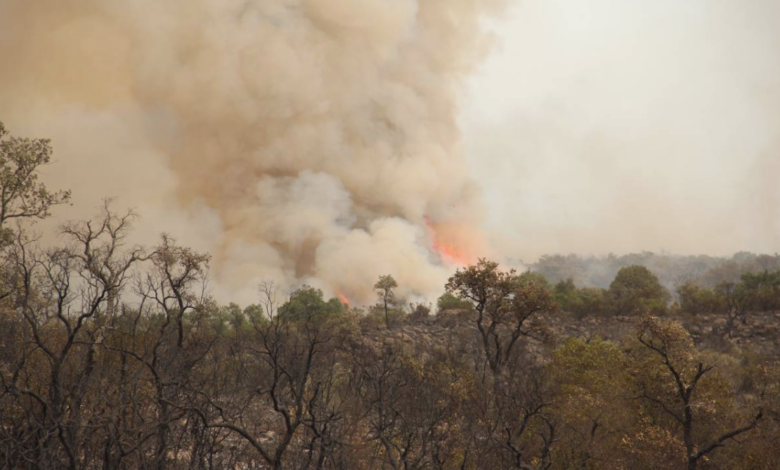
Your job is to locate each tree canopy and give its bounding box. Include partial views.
[608,265,671,315]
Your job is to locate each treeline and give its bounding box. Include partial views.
[531,252,780,293]
[1,222,778,469]
[527,261,780,339]
[1,122,779,470]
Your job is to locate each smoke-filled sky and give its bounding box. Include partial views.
[0,0,778,304]
[464,0,780,260]
[0,0,501,304]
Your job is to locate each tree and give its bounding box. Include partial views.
[144,234,210,349]
[1,206,144,468]
[445,259,555,374]
[632,317,763,470]
[573,287,609,317]
[0,121,70,235]
[549,337,630,469]
[347,341,457,470]
[0,121,71,303]
[277,286,344,323]
[677,280,724,315]
[740,270,780,314]
[183,301,348,470]
[608,265,670,316]
[553,278,578,309]
[445,260,558,469]
[716,280,755,338]
[517,270,551,289]
[374,275,398,329]
[1,121,778,469]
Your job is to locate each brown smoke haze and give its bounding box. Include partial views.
[1,0,779,304]
[0,0,502,303]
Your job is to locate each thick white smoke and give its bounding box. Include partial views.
[0,0,501,304]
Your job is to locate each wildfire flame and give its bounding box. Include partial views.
[425,217,474,266]
[337,292,350,306]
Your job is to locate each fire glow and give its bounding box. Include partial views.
[425,218,473,267]
[337,292,350,306]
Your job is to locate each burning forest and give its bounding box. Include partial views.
[1,0,779,469]
[0,0,500,305]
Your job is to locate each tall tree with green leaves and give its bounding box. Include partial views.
[0,121,70,237]
[374,274,398,328]
[0,121,71,304]
[446,259,556,373]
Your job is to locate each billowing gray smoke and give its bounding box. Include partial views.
[0,0,501,303]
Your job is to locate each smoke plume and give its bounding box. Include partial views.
[0,0,501,303]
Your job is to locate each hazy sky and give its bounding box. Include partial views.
[463,0,780,260]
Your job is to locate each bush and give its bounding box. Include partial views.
[553,279,608,317]
[436,292,473,313]
[677,281,725,315]
[409,303,431,321]
[363,305,407,329]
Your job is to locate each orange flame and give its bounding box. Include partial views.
[337,292,350,306]
[425,218,474,266]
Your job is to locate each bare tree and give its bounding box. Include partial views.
[346,340,455,470]
[0,206,142,469]
[182,303,343,470]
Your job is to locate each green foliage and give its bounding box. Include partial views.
[530,252,780,295]
[608,265,670,316]
[553,278,609,317]
[516,269,551,289]
[364,304,407,328]
[374,274,398,293]
[574,286,609,317]
[677,281,725,315]
[740,270,780,312]
[243,304,267,324]
[552,336,627,401]
[445,259,516,304]
[447,259,556,372]
[277,285,345,322]
[222,302,251,330]
[0,122,774,470]
[445,259,556,319]
[675,269,780,330]
[436,292,473,312]
[550,337,629,454]
[511,274,557,320]
[374,274,400,328]
[0,121,71,235]
[553,278,577,302]
[627,316,761,470]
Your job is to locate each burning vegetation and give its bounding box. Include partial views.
[1,0,779,468]
[425,217,478,267]
[0,0,502,306]
[0,124,778,469]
